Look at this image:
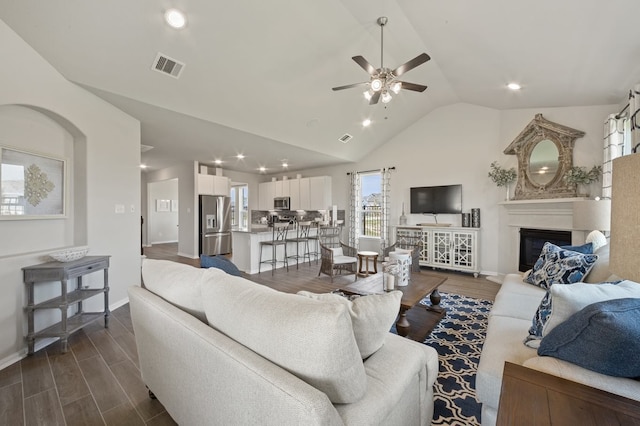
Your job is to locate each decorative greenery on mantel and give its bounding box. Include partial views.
[563,165,602,185]
[488,161,517,187]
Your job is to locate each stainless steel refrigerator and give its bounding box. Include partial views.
[199,195,232,255]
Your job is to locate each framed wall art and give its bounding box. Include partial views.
[0,146,66,219]
[156,199,171,212]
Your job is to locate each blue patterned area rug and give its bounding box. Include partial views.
[419,292,493,426]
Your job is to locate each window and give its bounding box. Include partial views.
[230,184,248,229]
[360,172,382,237]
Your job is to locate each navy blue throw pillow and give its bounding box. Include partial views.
[560,242,593,254]
[200,255,242,276]
[538,298,640,378]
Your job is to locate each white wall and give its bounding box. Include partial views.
[147,179,179,244]
[0,19,141,368]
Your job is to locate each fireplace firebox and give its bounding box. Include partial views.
[519,228,571,272]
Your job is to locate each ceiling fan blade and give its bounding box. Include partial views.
[392,53,431,77]
[332,82,368,91]
[352,56,377,75]
[398,81,428,92]
[369,91,381,105]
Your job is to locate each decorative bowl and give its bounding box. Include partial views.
[49,246,89,262]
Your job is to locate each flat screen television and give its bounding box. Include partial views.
[410,184,462,214]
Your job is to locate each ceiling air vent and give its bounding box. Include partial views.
[152,53,185,78]
[338,133,353,144]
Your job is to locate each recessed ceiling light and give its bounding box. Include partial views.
[139,164,147,169]
[164,9,187,29]
[362,118,372,127]
[282,161,289,168]
[214,159,222,165]
[507,82,522,91]
[236,154,245,160]
[259,166,266,172]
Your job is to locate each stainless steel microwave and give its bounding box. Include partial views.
[274,197,290,210]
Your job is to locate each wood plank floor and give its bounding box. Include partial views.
[1,243,500,425]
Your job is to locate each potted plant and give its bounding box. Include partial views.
[563,165,602,197]
[488,161,517,200]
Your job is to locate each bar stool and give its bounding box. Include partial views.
[286,221,312,268]
[307,222,321,264]
[258,223,289,275]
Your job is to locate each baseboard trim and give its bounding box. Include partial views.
[177,252,199,259]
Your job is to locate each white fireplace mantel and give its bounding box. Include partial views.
[500,197,588,232]
[500,197,589,272]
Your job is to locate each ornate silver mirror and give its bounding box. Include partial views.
[504,114,585,200]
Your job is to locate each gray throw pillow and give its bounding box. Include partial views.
[297,290,402,359]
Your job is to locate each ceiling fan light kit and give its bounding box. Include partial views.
[333,16,430,106]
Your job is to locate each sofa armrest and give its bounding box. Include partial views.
[523,356,640,402]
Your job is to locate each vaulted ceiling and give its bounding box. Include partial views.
[1,0,638,173]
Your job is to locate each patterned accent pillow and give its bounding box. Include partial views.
[560,242,593,254]
[524,242,598,290]
[525,291,553,348]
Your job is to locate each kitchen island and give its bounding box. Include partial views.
[231,225,320,274]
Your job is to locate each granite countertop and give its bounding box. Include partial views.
[232,225,272,234]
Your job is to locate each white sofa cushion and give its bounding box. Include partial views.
[490,275,545,320]
[297,291,402,358]
[141,258,226,322]
[583,244,612,283]
[543,280,640,337]
[201,273,367,404]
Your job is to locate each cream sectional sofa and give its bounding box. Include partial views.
[476,243,640,426]
[129,259,439,425]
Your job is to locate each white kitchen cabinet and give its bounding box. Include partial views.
[198,174,230,196]
[274,180,284,197]
[260,177,329,211]
[299,178,310,210]
[393,226,480,277]
[307,176,332,210]
[258,181,275,210]
[288,179,300,210]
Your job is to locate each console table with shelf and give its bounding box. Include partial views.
[23,255,110,354]
[392,225,480,277]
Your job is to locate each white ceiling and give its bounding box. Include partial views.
[1,0,638,174]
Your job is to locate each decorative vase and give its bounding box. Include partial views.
[505,184,510,201]
[399,203,407,225]
[471,208,481,228]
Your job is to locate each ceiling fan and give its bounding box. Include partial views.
[332,16,430,105]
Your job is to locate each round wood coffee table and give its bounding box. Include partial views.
[357,251,378,277]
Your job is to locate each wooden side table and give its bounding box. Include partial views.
[23,255,110,354]
[357,251,378,277]
[497,362,640,425]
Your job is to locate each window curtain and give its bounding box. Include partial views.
[380,168,392,253]
[602,115,626,199]
[602,84,640,198]
[630,84,640,153]
[348,171,361,248]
